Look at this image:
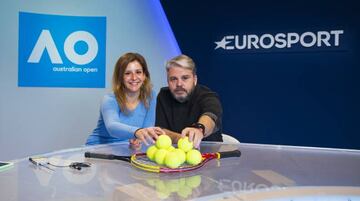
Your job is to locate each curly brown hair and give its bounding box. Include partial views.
[112,52,152,114]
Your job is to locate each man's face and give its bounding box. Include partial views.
[167,66,197,103]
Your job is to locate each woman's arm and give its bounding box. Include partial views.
[101,94,137,140]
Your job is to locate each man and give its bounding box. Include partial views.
[156,54,223,148]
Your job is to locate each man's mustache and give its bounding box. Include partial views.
[174,87,186,92]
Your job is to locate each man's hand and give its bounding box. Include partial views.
[134,127,165,146]
[181,127,204,148]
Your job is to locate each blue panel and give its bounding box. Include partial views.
[161,0,360,149]
[18,12,106,88]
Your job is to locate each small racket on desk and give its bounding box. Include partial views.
[84,150,241,173]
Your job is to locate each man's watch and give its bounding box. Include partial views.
[190,122,205,136]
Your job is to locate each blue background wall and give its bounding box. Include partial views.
[0,0,180,160]
[161,0,360,149]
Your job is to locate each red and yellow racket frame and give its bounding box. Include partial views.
[85,150,241,173]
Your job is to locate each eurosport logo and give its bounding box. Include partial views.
[214,30,344,52]
[18,12,106,88]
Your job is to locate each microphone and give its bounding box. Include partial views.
[28,157,54,171]
[69,162,91,170]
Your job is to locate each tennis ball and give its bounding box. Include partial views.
[177,185,192,198]
[167,145,175,152]
[156,135,172,149]
[165,151,181,168]
[173,148,186,164]
[178,177,186,187]
[155,180,171,199]
[146,179,157,186]
[166,179,180,192]
[154,149,168,165]
[155,179,166,191]
[146,145,158,161]
[177,137,193,152]
[185,175,202,188]
[186,149,202,165]
[157,190,171,199]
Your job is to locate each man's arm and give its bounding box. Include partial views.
[198,89,223,137]
[180,114,215,148]
[198,114,216,137]
[181,87,223,147]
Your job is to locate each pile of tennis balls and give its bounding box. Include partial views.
[146,135,202,169]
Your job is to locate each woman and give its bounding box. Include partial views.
[86,52,163,146]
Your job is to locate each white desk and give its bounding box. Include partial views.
[1,142,360,200]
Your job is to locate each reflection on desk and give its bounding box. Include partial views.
[0,142,360,201]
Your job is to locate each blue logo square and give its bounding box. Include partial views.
[18,12,106,88]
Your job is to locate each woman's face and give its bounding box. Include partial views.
[123,60,146,94]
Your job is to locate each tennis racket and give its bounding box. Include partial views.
[84,149,241,173]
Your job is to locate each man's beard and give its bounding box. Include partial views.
[171,86,195,103]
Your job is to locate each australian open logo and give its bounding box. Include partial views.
[18,12,106,88]
[214,30,345,53]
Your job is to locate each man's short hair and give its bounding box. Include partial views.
[166,54,197,75]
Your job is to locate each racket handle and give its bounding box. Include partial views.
[85,152,118,160]
[84,152,131,162]
[218,150,241,158]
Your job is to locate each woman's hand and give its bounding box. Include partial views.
[134,127,165,146]
[129,138,142,150]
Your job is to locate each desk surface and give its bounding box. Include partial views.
[1,142,360,201]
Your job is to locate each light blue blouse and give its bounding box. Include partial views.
[86,90,156,145]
